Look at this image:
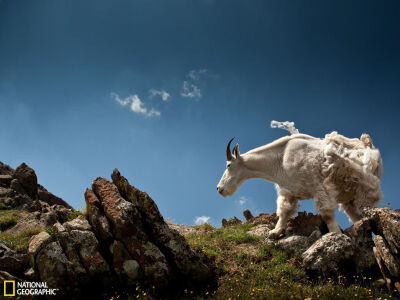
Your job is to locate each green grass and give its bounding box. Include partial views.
[68,209,83,221]
[0,210,20,230]
[0,197,10,210]
[0,227,44,251]
[150,223,399,299]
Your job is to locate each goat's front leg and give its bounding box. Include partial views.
[268,195,298,239]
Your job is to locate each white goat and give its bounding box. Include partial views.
[217,121,383,239]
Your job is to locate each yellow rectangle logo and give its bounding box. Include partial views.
[3,280,15,297]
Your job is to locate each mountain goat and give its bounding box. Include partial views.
[217,121,383,239]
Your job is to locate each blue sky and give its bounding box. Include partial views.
[0,0,399,228]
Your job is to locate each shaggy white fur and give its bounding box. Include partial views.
[216,121,383,239]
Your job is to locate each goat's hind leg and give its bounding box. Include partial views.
[315,190,341,233]
[340,202,362,223]
[268,195,299,239]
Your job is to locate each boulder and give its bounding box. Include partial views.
[27,231,53,266]
[302,232,354,276]
[276,235,308,255]
[13,163,38,199]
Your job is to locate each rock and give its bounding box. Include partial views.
[51,204,72,223]
[38,184,72,209]
[85,189,113,244]
[52,222,88,280]
[0,270,22,281]
[112,169,213,283]
[91,177,170,288]
[243,209,254,221]
[123,260,140,280]
[112,240,141,281]
[64,215,91,231]
[0,175,12,187]
[13,163,38,199]
[23,267,37,280]
[69,229,110,276]
[27,231,53,266]
[222,216,242,227]
[277,235,308,255]
[35,241,72,292]
[306,229,322,247]
[373,235,399,290]
[0,162,14,176]
[5,213,44,235]
[249,212,278,227]
[344,217,376,273]
[0,187,14,198]
[10,178,27,195]
[364,208,400,291]
[287,211,327,236]
[0,241,29,275]
[248,224,272,237]
[302,232,354,276]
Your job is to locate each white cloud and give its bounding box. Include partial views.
[111,92,160,117]
[110,92,130,106]
[236,196,249,206]
[149,89,170,101]
[188,69,208,81]
[194,216,211,225]
[181,81,201,99]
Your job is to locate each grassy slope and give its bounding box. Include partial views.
[180,223,398,300]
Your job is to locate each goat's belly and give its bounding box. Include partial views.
[276,183,314,200]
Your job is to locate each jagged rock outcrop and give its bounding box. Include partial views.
[24,169,214,298]
[222,216,242,227]
[0,161,74,286]
[365,208,400,291]
[0,161,72,211]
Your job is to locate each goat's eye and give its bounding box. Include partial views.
[227,164,231,169]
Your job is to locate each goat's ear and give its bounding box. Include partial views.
[233,144,240,158]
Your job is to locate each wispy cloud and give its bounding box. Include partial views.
[180,69,209,100]
[111,92,160,117]
[181,81,201,99]
[194,216,211,225]
[110,92,130,106]
[149,89,170,101]
[188,69,208,81]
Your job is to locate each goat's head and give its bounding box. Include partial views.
[217,138,245,197]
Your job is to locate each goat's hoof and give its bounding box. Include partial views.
[267,228,284,240]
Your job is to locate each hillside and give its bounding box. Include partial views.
[0,161,399,299]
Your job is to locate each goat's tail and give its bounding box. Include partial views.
[270,120,299,135]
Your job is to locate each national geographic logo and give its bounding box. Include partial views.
[3,281,58,296]
[3,281,15,297]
